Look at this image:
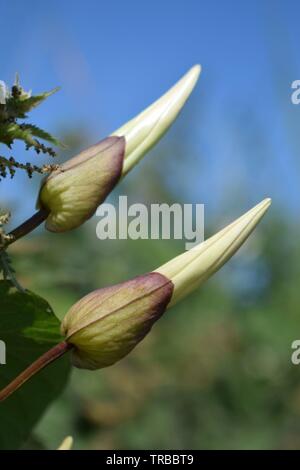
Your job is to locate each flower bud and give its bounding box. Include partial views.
[38,65,200,233]
[62,273,173,370]
[38,136,125,232]
[62,199,270,370]
[156,198,271,306]
[57,436,73,450]
[112,65,201,175]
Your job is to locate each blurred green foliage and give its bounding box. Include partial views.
[5,136,299,449]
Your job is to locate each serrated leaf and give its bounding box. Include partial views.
[19,124,65,148]
[0,122,62,155]
[5,88,59,119]
[0,122,36,148]
[0,122,14,147]
[0,250,24,292]
[0,281,71,449]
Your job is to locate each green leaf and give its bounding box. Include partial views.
[5,88,59,119]
[19,124,65,148]
[0,122,36,148]
[0,281,71,449]
[0,122,62,154]
[0,250,24,292]
[0,122,14,147]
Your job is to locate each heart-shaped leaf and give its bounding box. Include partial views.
[0,281,71,449]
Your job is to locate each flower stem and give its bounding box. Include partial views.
[0,341,72,402]
[6,208,49,246]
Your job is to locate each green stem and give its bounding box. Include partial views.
[6,208,49,246]
[0,341,72,402]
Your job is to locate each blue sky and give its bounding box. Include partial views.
[1,0,300,225]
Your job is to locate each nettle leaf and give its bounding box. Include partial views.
[0,251,24,292]
[0,122,61,156]
[0,281,71,449]
[5,88,59,119]
[0,122,33,148]
[19,124,65,148]
[0,122,14,147]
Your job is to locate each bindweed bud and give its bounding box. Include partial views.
[112,64,201,175]
[57,436,73,451]
[38,136,125,232]
[155,198,271,307]
[62,199,271,370]
[61,273,173,369]
[38,65,200,233]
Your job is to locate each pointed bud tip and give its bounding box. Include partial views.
[240,197,271,227]
[156,198,271,307]
[115,65,201,175]
[185,64,202,83]
[177,64,201,88]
